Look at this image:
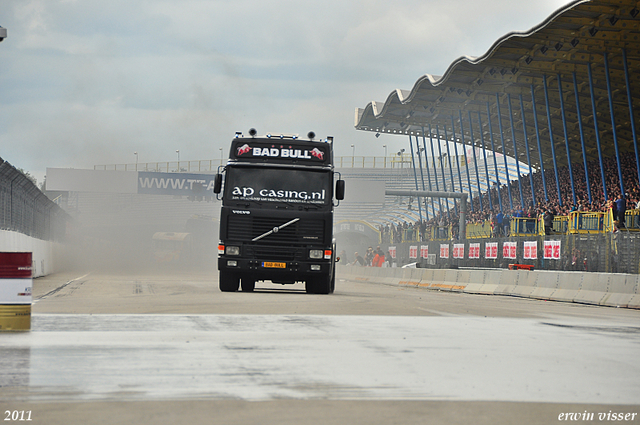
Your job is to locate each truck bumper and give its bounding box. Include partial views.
[218,257,331,281]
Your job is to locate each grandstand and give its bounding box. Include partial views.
[355,0,639,216]
[347,0,640,273]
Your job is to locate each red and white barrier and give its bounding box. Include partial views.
[0,252,32,331]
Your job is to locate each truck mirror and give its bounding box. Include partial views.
[213,174,223,194]
[335,179,345,200]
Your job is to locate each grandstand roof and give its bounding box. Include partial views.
[355,0,640,170]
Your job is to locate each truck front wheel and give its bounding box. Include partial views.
[306,274,331,294]
[241,276,256,292]
[219,271,240,292]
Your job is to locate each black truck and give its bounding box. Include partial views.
[213,129,345,294]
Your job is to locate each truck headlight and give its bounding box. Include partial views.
[309,249,323,259]
[226,246,240,256]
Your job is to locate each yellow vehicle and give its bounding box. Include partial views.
[152,232,192,263]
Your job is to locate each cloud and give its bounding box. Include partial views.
[0,0,572,184]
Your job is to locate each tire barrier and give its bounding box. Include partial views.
[338,265,640,309]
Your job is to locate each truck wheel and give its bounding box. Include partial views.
[219,271,240,292]
[306,275,331,294]
[241,277,256,292]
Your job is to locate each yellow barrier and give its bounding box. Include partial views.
[466,220,492,239]
[431,225,451,241]
[510,217,539,237]
[623,209,640,231]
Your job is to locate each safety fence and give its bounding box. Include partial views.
[0,157,68,242]
[94,154,466,172]
[381,209,639,244]
[370,232,639,274]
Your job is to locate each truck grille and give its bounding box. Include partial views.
[227,215,325,245]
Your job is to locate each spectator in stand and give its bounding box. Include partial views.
[615,194,626,228]
[495,211,504,236]
[543,208,555,234]
[351,252,364,266]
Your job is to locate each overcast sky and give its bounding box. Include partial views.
[1,0,573,184]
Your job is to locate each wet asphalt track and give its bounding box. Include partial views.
[1,270,639,424]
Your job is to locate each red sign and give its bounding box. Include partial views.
[420,245,429,258]
[485,242,498,259]
[409,246,418,259]
[440,244,449,259]
[543,240,561,260]
[389,246,397,259]
[524,241,537,259]
[453,244,465,259]
[503,242,517,259]
[469,243,480,259]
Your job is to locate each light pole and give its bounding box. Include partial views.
[134,152,138,171]
[350,144,355,167]
[383,144,388,168]
[219,147,223,165]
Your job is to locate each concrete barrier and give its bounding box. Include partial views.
[339,265,639,309]
[0,252,32,331]
[0,230,66,278]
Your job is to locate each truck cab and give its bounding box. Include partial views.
[214,130,345,294]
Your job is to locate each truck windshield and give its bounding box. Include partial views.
[224,167,331,206]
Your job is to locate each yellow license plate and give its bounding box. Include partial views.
[262,262,286,269]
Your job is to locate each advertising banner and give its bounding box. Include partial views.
[468,243,480,259]
[485,242,498,259]
[524,241,538,260]
[232,140,329,166]
[389,246,397,259]
[225,167,329,205]
[0,252,32,305]
[138,172,218,196]
[453,244,465,259]
[503,242,517,259]
[420,245,429,258]
[439,244,449,259]
[409,246,418,259]
[544,240,561,260]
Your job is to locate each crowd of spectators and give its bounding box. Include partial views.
[380,154,640,240]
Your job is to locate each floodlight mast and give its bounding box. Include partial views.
[385,190,467,239]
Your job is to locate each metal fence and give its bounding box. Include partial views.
[373,232,640,274]
[0,157,68,241]
[94,154,463,172]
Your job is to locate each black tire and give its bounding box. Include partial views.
[241,276,256,292]
[306,274,331,294]
[219,271,240,292]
